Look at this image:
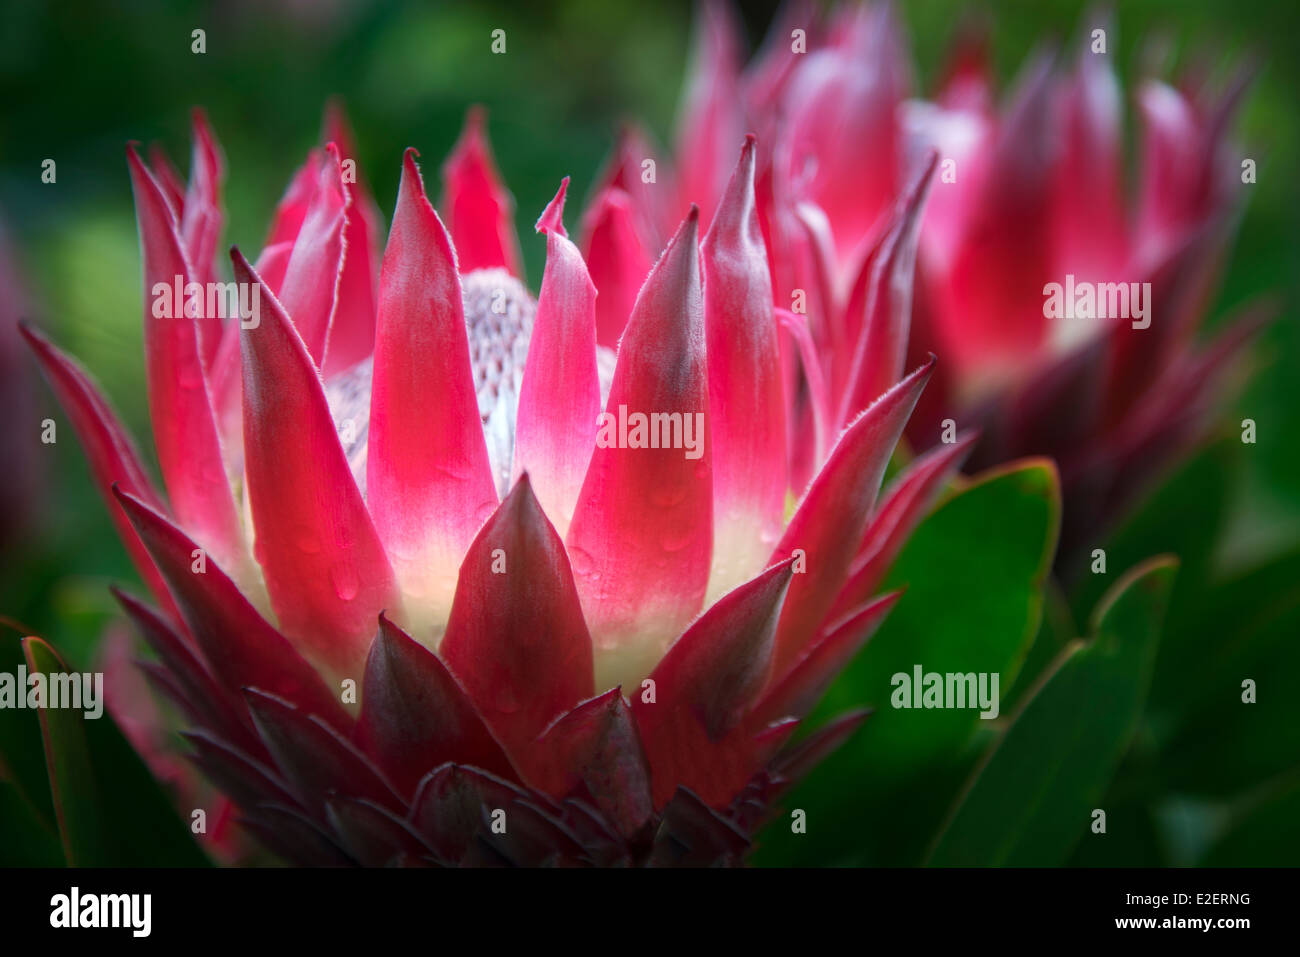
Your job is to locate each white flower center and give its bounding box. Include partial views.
[326,267,614,501]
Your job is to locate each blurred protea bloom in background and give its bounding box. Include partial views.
[23,96,962,865]
[662,1,1262,570]
[902,26,1262,568]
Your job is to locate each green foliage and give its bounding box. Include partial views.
[3,634,209,867]
[1065,441,1300,867]
[755,461,1060,865]
[929,558,1176,866]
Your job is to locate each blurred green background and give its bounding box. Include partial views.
[0,0,1296,865]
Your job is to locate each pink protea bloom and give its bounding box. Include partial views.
[900,29,1263,565]
[689,1,1263,569]
[23,101,958,866]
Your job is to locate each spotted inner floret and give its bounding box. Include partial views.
[326,267,614,501]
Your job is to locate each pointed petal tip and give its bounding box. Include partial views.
[371,610,406,653]
[228,248,266,303]
[15,317,41,347]
[883,353,938,406]
[124,142,154,187]
[850,354,934,424]
[188,107,221,159]
[669,203,701,250]
[110,484,157,529]
[228,243,256,276]
[322,98,357,150]
[497,471,551,534]
[441,465,593,754]
[15,322,64,382]
[882,585,907,605]
[767,553,798,584]
[110,480,131,507]
[450,106,491,158]
[229,244,278,312]
[951,427,980,453]
[400,148,426,191]
[125,141,178,211]
[535,177,570,237]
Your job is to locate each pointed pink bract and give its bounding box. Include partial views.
[126,144,244,574]
[580,186,654,349]
[440,476,595,759]
[357,615,517,795]
[440,108,522,276]
[702,135,787,594]
[234,248,399,680]
[566,208,713,690]
[769,356,934,680]
[633,559,795,808]
[366,149,498,627]
[513,179,600,536]
[276,144,348,368]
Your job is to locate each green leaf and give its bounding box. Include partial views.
[1068,742,1175,867]
[1065,440,1243,736]
[928,557,1177,866]
[22,636,210,867]
[753,460,1060,866]
[1003,579,1075,714]
[0,629,58,836]
[1060,443,1300,864]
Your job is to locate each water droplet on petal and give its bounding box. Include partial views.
[567,544,596,578]
[330,562,359,601]
[660,523,693,553]
[649,484,687,508]
[474,499,498,526]
[295,525,322,555]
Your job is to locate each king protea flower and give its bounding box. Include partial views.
[900,25,1265,567]
[671,1,1264,570]
[22,99,961,866]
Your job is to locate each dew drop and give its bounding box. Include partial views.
[659,523,694,553]
[567,544,601,583]
[295,525,322,555]
[649,483,687,508]
[474,499,497,526]
[330,562,359,601]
